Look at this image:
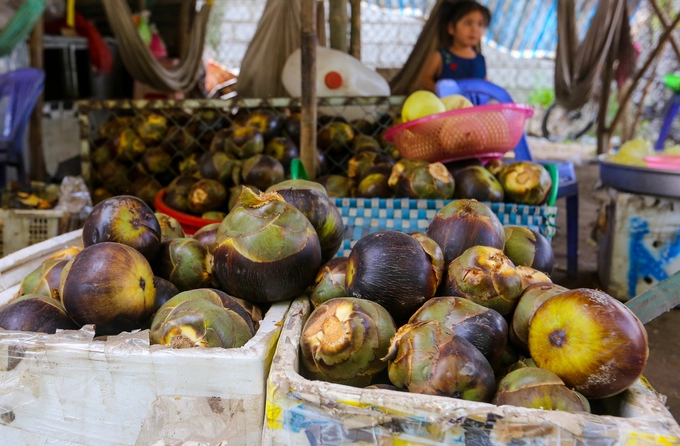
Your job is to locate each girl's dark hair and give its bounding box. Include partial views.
[438,1,491,49]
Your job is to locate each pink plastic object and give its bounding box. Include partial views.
[385,103,534,163]
[643,155,680,171]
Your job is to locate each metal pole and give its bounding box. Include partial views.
[29,16,46,183]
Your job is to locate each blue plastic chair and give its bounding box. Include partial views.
[436,78,580,276]
[654,93,680,150]
[0,68,45,188]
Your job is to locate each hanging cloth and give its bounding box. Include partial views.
[101,0,212,93]
[236,0,301,98]
[389,0,467,96]
[0,0,45,57]
[554,0,636,110]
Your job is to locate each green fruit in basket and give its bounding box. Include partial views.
[165,176,197,213]
[134,113,168,145]
[131,176,163,209]
[444,158,483,176]
[0,294,79,334]
[208,128,229,153]
[510,283,567,353]
[485,159,508,177]
[492,368,589,412]
[498,161,552,205]
[202,211,227,221]
[98,116,133,139]
[178,153,202,179]
[317,122,355,153]
[233,297,263,332]
[384,320,495,402]
[346,231,441,324]
[17,259,67,300]
[214,188,322,303]
[155,213,186,242]
[192,223,221,253]
[82,195,162,261]
[141,147,173,176]
[283,112,301,146]
[443,245,523,316]
[310,257,349,309]
[245,109,283,142]
[112,128,147,162]
[409,296,507,373]
[504,225,555,275]
[316,175,355,198]
[264,136,299,173]
[528,288,648,399]
[355,166,394,198]
[515,265,552,291]
[163,125,196,156]
[241,155,285,191]
[347,151,394,182]
[383,142,401,161]
[97,161,130,194]
[91,145,113,167]
[410,231,445,288]
[401,90,446,122]
[452,165,504,202]
[388,160,455,199]
[300,297,396,387]
[351,119,378,137]
[352,134,382,153]
[227,184,259,211]
[149,289,255,349]
[267,179,344,263]
[199,151,241,187]
[425,199,505,267]
[187,179,227,216]
[61,242,156,336]
[224,126,265,159]
[152,276,180,313]
[153,238,217,291]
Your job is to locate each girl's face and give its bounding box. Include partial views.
[448,10,487,47]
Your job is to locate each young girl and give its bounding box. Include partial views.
[420,1,491,93]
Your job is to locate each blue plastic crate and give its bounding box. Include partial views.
[334,198,558,257]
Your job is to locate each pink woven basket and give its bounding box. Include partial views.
[385,103,534,163]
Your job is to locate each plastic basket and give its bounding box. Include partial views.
[154,188,222,235]
[334,197,558,257]
[385,103,534,163]
[0,209,69,258]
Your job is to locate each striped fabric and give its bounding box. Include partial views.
[364,0,642,59]
[335,197,558,257]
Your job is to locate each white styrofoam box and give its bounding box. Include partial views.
[597,189,680,301]
[263,298,680,445]
[0,230,290,445]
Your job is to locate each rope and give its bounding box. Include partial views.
[101,0,211,93]
[0,0,45,57]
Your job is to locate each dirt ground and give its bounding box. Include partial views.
[530,139,680,422]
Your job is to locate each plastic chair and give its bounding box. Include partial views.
[0,68,45,188]
[436,78,580,276]
[654,93,680,151]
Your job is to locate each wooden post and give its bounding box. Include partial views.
[597,50,615,155]
[179,0,195,56]
[301,0,318,180]
[317,0,326,47]
[328,0,347,52]
[28,16,46,183]
[349,0,361,59]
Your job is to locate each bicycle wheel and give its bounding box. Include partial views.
[541,100,599,142]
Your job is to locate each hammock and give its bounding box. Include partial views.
[0,0,45,57]
[101,0,211,93]
[235,0,301,98]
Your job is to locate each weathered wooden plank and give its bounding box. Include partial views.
[625,270,680,325]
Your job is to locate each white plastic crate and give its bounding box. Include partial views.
[0,230,290,445]
[0,209,68,258]
[263,298,680,445]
